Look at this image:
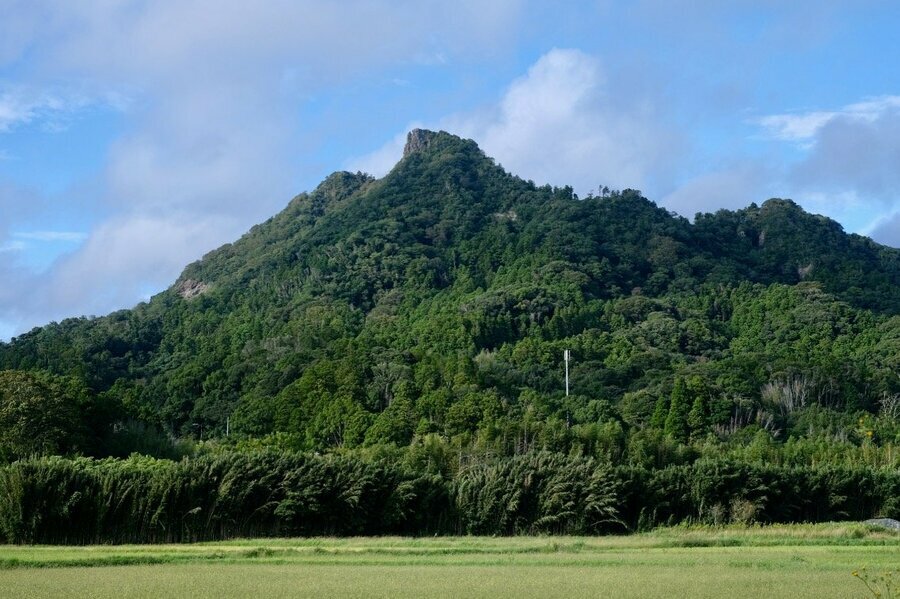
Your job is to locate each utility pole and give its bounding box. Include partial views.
[564,349,571,429]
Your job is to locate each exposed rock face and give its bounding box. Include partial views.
[403,128,437,157]
[494,210,518,222]
[176,279,210,300]
[798,263,813,279]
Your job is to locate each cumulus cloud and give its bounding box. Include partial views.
[350,48,900,235]
[43,215,237,314]
[787,103,900,204]
[729,96,900,235]
[661,96,900,229]
[651,95,900,225]
[473,49,682,194]
[350,48,682,196]
[0,214,241,330]
[750,95,900,213]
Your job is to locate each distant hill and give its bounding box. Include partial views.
[1,129,898,454]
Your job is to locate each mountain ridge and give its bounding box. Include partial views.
[168,129,899,317]
[1,129,898,454]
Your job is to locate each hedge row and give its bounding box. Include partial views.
[0,452,895,543]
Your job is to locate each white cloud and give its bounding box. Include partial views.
[698,94,900,232]
[785,100,900,204]
[350,48,682,196]
[13,230,87,242]
[0,0,524,335]
[16,1,521,84]
[757,112,835,143]
[758,95,900,142]
[0,84,108,133]
[0,88,58,131]
[43,215,237,315]
[0,214,240,330]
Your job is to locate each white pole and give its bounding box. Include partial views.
[564,349,570,397]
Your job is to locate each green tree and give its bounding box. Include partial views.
[687,395,708,436]
[0,370,88,460]
[664,377,690,442]
[650,395,669,429]
[365,383,417,446]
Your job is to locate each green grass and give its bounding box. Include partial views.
[0,524,898,598]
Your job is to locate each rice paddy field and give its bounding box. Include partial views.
[1,523,898,598]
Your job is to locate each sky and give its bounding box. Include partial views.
[1,1,900,340]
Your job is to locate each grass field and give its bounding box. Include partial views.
[1,524,898,598]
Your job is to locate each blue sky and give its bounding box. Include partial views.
[2,1,900,340]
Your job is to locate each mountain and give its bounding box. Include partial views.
[1,129,899,457]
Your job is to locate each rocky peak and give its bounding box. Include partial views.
[403,128,438,157]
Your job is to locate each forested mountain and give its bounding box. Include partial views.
[1,129,899,461]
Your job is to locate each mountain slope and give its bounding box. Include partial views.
[1,129,898,452]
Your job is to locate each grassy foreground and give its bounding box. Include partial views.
[1,524,898,598]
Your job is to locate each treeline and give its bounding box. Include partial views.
[0,451,616,543]
[2,283,899,463]
[0,130,898,542]
[1,131,898,446]
[0,450,896,544]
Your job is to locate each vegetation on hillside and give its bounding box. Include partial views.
[0,130,897,536]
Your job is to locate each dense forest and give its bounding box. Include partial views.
[0,129,898,539]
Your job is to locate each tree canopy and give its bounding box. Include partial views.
[0,129,898,461]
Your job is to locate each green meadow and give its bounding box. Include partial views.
[0,524,897,598]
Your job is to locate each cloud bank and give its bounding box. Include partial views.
[350,48,682,197]
[663,96,900,232]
